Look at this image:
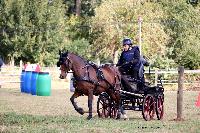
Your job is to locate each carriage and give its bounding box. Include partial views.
[97,74,164,121]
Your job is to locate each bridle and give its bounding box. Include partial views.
[63,57,72,72]
[57,52,73,78]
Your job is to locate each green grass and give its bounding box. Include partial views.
[0,88,200,133]
[0,112,200,133]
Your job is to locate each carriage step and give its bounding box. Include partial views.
[120,90,143,97]
[123,105,143,111]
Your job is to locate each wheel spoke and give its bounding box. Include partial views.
[98,107,103,111]
[156,95,164,120]
[142,95,155,121]
[97,93,111,118]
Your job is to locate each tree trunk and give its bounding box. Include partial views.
[75,0,81,16]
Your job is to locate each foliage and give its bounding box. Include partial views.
[66,15,90,40]
[63,0,102,61]
[90,0,170,63]
[90,0,200,69]
[150,54,177,69]
[63,38,91,59]
[64,0,102,17]
[162,1,200,69]
[0,0,200,69]
[0,0,67,66]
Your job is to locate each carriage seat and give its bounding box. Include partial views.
[121,74,149,93]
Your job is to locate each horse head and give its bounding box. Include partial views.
[57,50,72,79]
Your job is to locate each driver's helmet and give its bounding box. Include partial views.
[122,38,132,46]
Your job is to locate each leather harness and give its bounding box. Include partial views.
[64,55,120,94]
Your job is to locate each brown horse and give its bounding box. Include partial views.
[57,51,122,120]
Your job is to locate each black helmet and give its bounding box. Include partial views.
[122,38,132,46]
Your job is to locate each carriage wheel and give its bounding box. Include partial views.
[156,94,164,120]
[97,93,111,118]
[142,94,155,121]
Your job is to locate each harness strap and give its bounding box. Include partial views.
[73,71,112,92]
[73,64,120,94]
[73,76,101,87]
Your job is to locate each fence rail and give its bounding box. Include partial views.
[0,66,200,88]
[144,69,200,86]
[146,69,200,74]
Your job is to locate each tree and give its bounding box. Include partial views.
[64,0,101,17]
[63,0,103,62]
[0,0,27,63]
[0,0,67,66]
[90,0,169,64]
[162,1,200,69]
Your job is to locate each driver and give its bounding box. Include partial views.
[116,38,141,92]
[116,38,141,79]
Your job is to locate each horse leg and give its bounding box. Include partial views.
[115,93,129,120]
[87,89,93,120]
[116,97,122,119]
[70,92,84,115]
[120,106,128,120]
[109,92,122,119]
[113,92,128,119]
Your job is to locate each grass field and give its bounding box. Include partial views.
[0,87,200,133]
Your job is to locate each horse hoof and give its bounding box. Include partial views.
[77,108,84,115]
[116,117,120,120]
[123,114,129,120]
[116,112,121,119]
[87,115,92,120]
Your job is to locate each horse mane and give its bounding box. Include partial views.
[65,52,117,70]
[68,52,100,69]
[70,52,88,63]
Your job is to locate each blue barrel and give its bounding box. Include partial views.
[36,72,51,96]
[24,71,32,93]
[31,72,39,95]
[20,70,25,92]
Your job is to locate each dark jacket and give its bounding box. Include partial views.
[117,46,141,70]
